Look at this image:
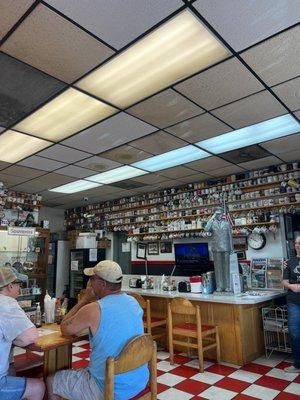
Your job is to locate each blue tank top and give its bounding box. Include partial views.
[89,293,149,399]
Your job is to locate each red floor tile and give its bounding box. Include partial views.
[174,379,209,395]
[171,354,193,364]
[156,369,165,377]
[255,375,290,391]
[80,343,90,350]
[157,383,169,394]
[171,365,200,378]
[206,363,238,376]
[275,361,293,370]
[241,362,272,375]
[294,375,300,383]
[215,377,250,393]
[73,350,90,359]
[275,392,300,399]
[72,359,89,369]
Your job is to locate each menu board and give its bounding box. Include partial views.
[266,258,283,290]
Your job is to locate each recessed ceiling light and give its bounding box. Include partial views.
[50,180,102,194]
[14,88,117,142]
[132,145,209,171]
[197,114,300,154]
[87,165,147,184]
[76,10,230,108]
[0,130,51,162]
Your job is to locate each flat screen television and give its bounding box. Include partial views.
[174,243,211,275]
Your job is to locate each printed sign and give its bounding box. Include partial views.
[7,227,36,236]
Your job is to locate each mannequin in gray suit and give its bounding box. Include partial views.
[205,208,233,292]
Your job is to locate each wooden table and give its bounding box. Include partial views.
[27,324,77,378]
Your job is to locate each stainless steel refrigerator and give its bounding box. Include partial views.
[47,240,70,298]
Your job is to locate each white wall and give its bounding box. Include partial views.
[38,207,65,233]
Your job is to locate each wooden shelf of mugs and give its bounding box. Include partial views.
[102,168,300,212]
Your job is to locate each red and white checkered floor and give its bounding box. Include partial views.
[14,341,300,399]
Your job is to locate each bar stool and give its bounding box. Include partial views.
[167,297,220,372]
[128,292,167,342]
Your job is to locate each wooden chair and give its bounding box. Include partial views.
[105,334,157,400]
[129,292,167,342]
[167,297,220,372]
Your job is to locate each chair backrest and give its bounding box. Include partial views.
[105,334,157,400]
[129,293,152,333]
[129,292,148,309]
[169,297,196,315]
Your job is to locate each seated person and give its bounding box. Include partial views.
[0,267,45,400]
[47,260,149,400]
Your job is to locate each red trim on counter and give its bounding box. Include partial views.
[131,260,174,265]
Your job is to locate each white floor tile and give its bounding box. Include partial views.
[242,384,280,400]
[13,347,26,356]
[72,356,81,362]
[253,354,286,367]
[228,369,261,383]
[157,372,185,387]
[86,357,90,361]
[32,351,44,356]
[157,351,170,360]
[73,340,89,346]
[157,360,179,372]
[284,382,300,395]
[184,359,213,370]
[201,386,238,400]
[266,367,297,381]
[72,346,86,354]
[192,371,224,385]
[158,388,193,400]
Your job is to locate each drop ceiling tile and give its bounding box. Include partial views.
[176,172,212,184]
[0,173,28,187]
[109,180,147,190]
[18,155,67,171]
[218,145,271,164]
[75,156,122,172]
[211,91,287,129]
[130,173,167,185]
[9,183,44,193]
[272,77,300,112]
[184,156,233,172]
[55,165,97,178]
[0,0,34,39]
[158,166,196,179]
[238,155,282,170]
[166,113,232,143]
[0,52,66,127]
[127,89,204,129]
[209,165,246,177]
[194,0,300,51]
[27,173,77,191]
[1,165,45,179]
[1,4,114,83]
[0,161,11,171]
[44,0,183,49]
[134,186,161,194]
[278,150,300,162]
[130,131,187,155]
[175,58,263,110]
[37,145,91,163]
[99,145,152,163]
[260,133,300,155]
[294,110,300,119]
[241,25,300,86]
[156,179,186,188]
[0,127,6,133]
[39,190,65,201]
[62,112,156,154]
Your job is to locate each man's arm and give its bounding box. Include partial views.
[282,279,300,292]
[13,326,38,347]
[60,302,100,336]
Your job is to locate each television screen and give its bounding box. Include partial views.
[174,243,211,275]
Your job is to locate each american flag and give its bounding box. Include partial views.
[221,201,235,227]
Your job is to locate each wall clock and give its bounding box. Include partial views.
[247,232,266,250]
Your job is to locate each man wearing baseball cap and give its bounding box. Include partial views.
[0,267,45,400]
[47,260,148,400]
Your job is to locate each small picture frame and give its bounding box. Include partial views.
[236,250,246,260]
[148,242,159,255]
[160,242,172,254]
[136,242,147,259]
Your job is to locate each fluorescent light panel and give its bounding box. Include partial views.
[76,10,230,108]
[50,180,102,194]
[133,145,209,171]
[197,114,300,154]
[0,130,51,162]
[14,88,117,142]
[88,165,147,184]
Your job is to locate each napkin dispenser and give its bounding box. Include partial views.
[129,278,142,288]
[178,281,191,292]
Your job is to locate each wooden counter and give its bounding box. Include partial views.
[125,288,284,366]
